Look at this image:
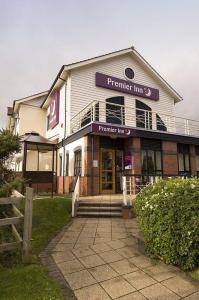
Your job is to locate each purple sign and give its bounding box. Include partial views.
[96,72,159,101]
[124,152,132,170]
[91,123,136,137]
[49,91,59,129]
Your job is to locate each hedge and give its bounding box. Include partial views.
[135,178,199,270]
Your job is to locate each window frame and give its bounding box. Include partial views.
[74,150,82,176]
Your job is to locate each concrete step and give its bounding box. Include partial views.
[78,206,122,212]
[78,201,123,207]
[76,211,122,217]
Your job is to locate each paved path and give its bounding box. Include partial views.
[50,218,199,300]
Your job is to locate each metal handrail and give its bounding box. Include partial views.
[71,176,80,217]
[70,100,199,137]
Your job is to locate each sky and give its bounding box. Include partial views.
[0,0,199,128]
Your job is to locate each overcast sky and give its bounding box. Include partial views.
[0,0,199,128]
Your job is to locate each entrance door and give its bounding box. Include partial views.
[100,149,115,194]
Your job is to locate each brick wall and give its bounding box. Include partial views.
[162,141,178,175]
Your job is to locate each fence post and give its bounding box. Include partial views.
[23,187,33,263]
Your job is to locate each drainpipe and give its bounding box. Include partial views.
[62,78,67,194]
[91,135,94,195]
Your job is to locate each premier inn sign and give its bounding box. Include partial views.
[96,72,159,101]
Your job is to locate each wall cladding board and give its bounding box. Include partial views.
[70,53,175,122]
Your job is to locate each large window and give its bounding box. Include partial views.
[196,146,199,177]
[74,150,82,176]
[106,97,125,125]
[178,144,190,175]
[141,139,162,175]
[136,100,152,129]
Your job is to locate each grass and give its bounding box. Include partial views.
[0,197,72,300]
[191,268,199,280]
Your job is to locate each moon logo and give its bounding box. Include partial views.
[51,100,56,116]
[144,88,152,97]
[125,129,131,135]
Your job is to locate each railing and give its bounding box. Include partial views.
[70,100,199,137]
[0,187,33,263]
[122,175,158,206]
[122,173,195,206]
[71,176,80,217]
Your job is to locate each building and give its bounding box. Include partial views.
[7,46,199,195]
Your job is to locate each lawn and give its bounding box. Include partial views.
[0,197,72,300]
[191,269,199,281]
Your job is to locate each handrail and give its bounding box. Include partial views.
[71,176,80,217]
[70,100,199,137]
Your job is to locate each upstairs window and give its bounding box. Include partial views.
[178,144,190,175]
[156,114,167,131]
[106,97,125,125]
[136,100,152,129]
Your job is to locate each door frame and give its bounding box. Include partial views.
[100,148,115,194]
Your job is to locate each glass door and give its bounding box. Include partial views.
[100,149,115,194]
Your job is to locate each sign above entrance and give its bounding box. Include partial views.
[92,123,137,137]
[96,72,159,101]
[49,91,59,129]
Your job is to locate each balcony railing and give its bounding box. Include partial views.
[70,100,199,137]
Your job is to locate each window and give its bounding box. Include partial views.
[125,68,134,80]
[74,150,82,176]
[177,144,190,175]
[196,146,199,174]
[59,154,62,176]
[136,100,152,129]
[106,97,125,125]
[141,139,162,175]
[156,114,167,131]
[65,152,69,176]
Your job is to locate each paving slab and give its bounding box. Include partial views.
[100,276,136,299]
[74,284,111,300]
[79,254,105,268]
[57,259,84,275]
[145,264,177,282]
[64,269,96,290]
[124,270,156,290]
[52,250,76,263]
[49,217,199,300]
[140,282,180,299]
[98,249,123,263]
[109,259,138,275]
[88,264,118,282]
[162,276,199,298]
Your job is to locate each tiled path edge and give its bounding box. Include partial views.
[39,220,77,300]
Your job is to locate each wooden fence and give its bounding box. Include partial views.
[0,187,33,262]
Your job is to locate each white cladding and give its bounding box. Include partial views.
[70,53,175,123]
[46,84,65,142]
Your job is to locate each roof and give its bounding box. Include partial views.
[41,46,183,108]
[13,90,49,113]
[21,131,56,151]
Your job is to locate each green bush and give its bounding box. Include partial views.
[135,178,199,271]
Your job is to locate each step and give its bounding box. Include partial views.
[78,201,123,207]
[78,206,122,211]
[76,211,122,217]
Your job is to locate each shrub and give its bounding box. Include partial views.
[135,178,199,271]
